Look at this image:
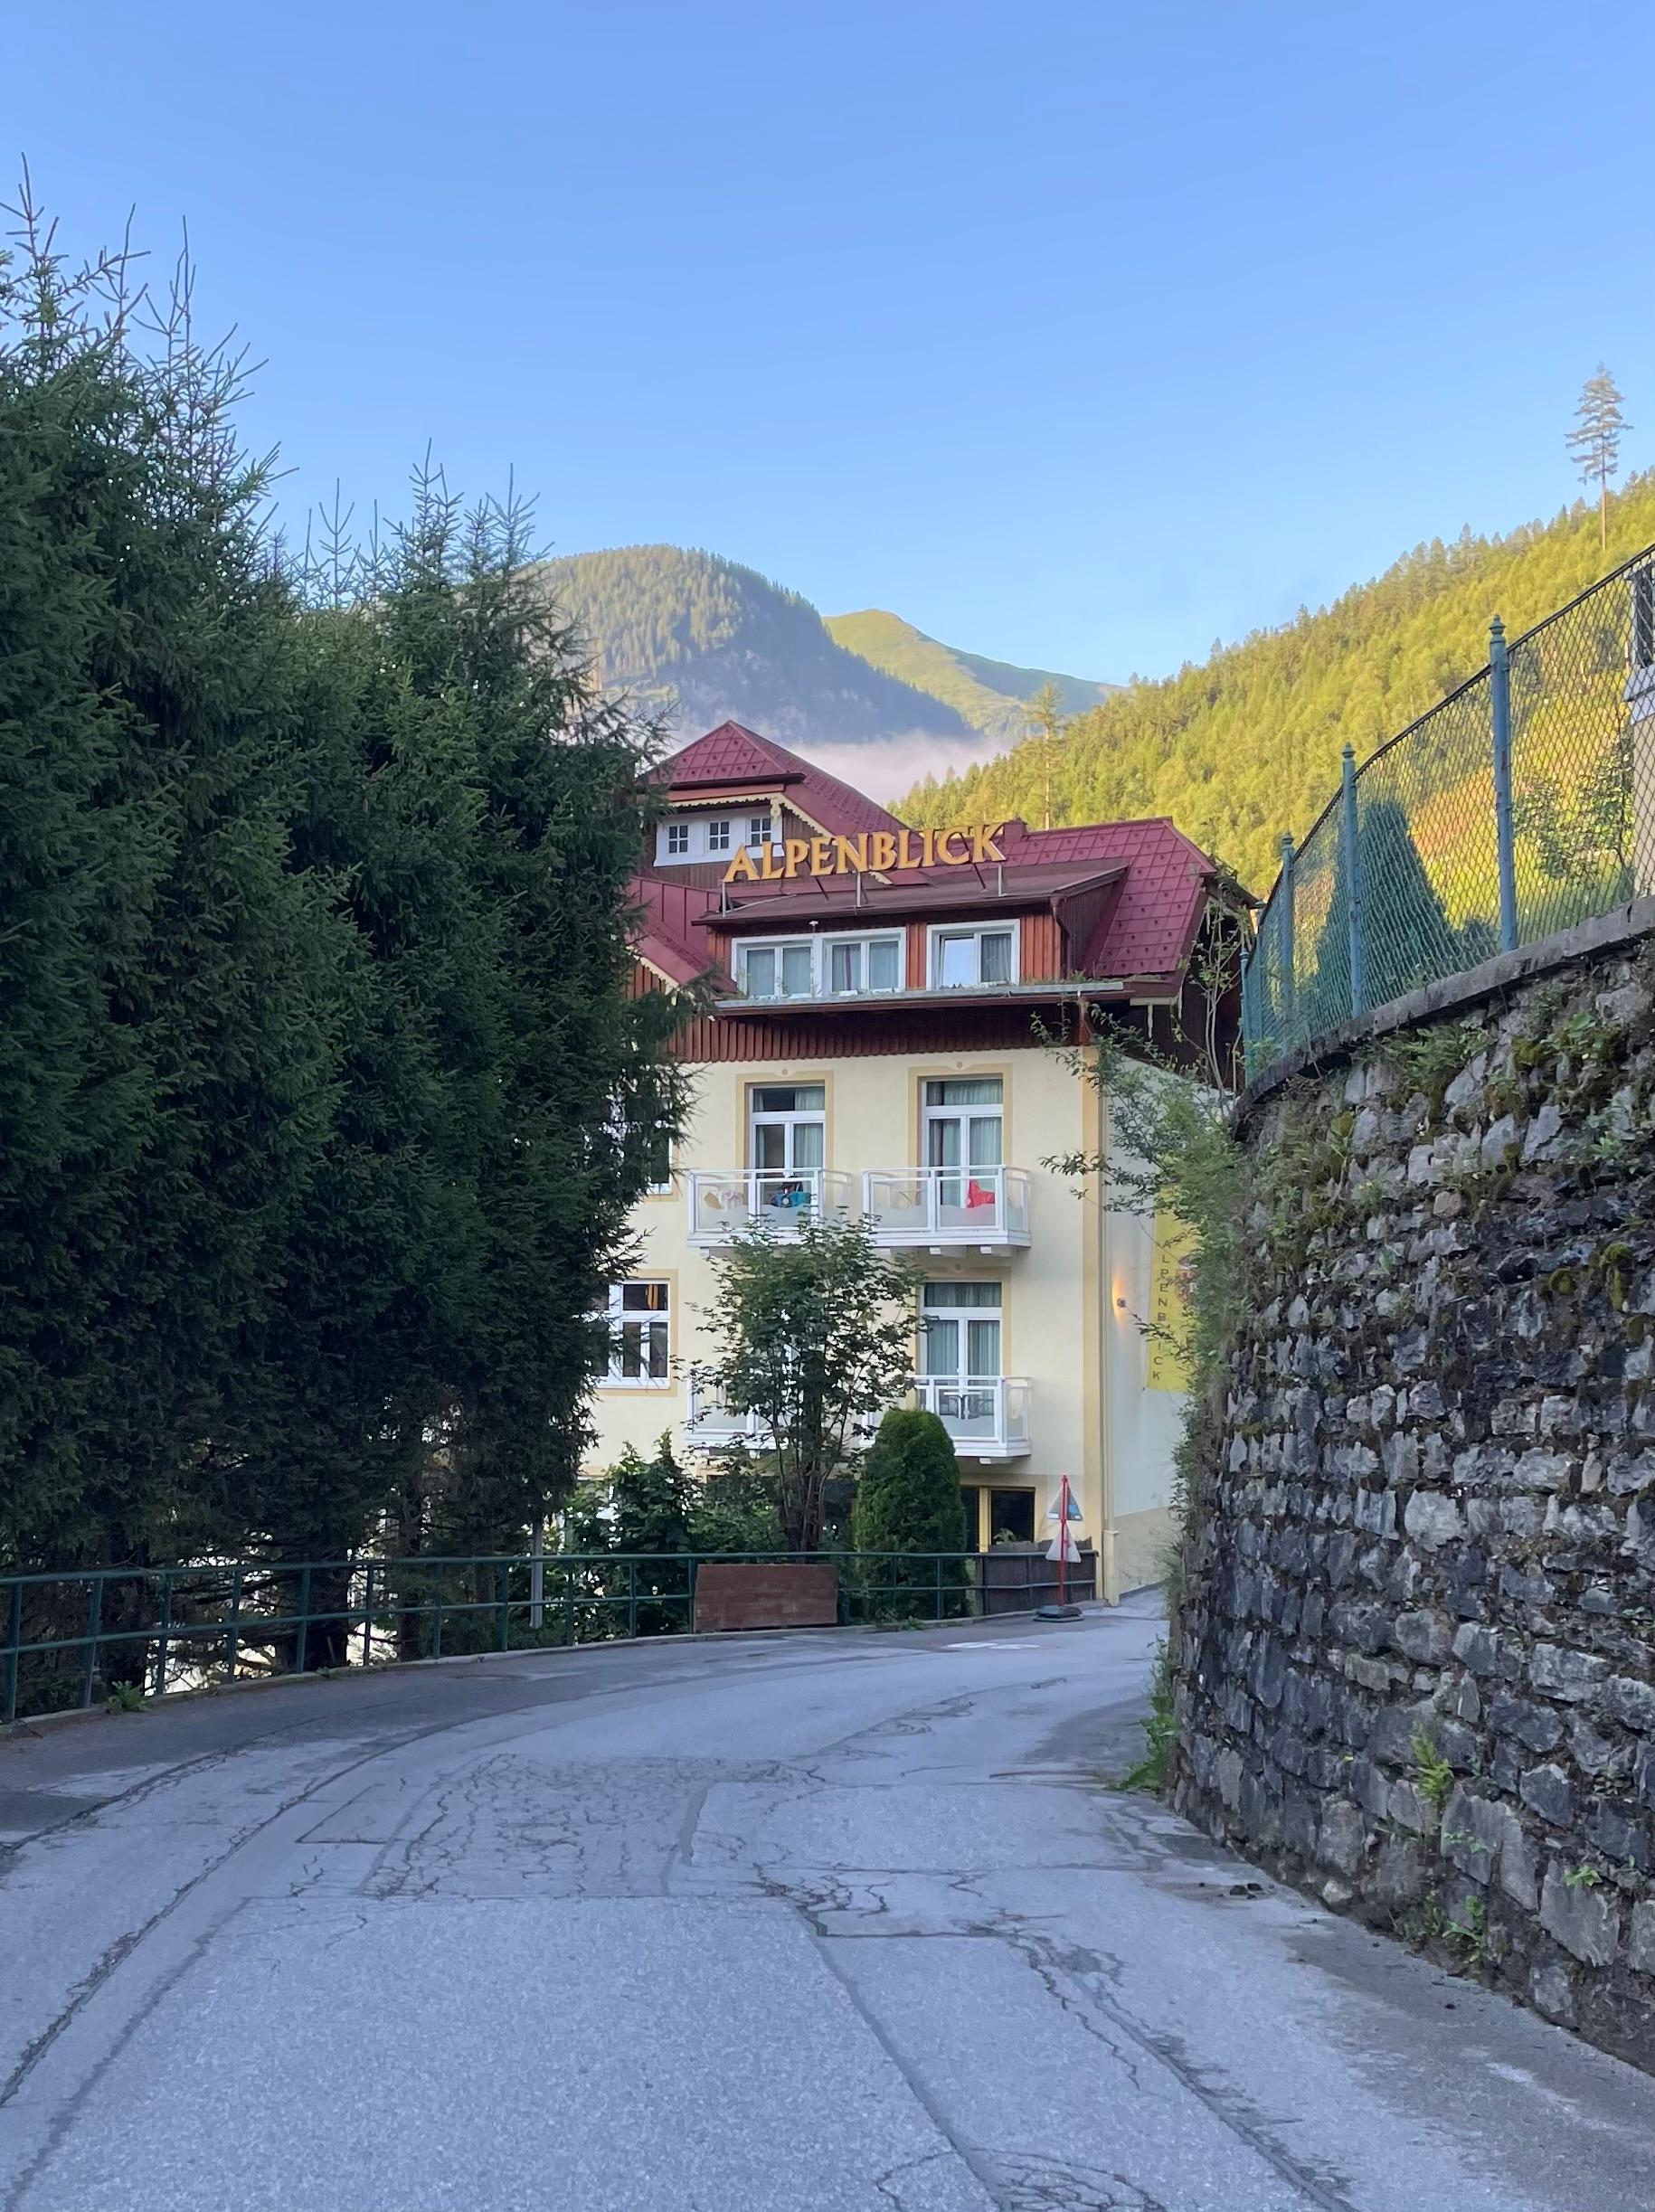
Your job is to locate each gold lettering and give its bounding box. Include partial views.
[897,828,922,870]
[867,831,897,873]
[809,836,833,875]
[759,843,783,880]
[723,846,757,884]
[922,828,936,868]
[938,828,969,865]
[783,838,810,876]
[971,823,1007,864]
[834,834,868,874]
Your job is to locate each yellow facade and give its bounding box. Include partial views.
[588,1045,1181,1598]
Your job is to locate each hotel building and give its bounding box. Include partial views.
[593,722,1243,1597]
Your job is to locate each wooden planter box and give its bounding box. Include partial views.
[693,1561,839,1633]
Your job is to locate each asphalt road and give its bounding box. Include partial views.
[2,1597,1653,2212]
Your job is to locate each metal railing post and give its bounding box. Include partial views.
[1490,616,1518,952]
[4,1580,21,1725]
[1340,744,1367,1016]
[430,1566,444,1659]
[153,1570,173,1697]
[626,1556,638,1640]
[361,1563,375,1668]
[80,1577,103,1707]
[225,1566,242,1679]
[294,1565,312,1675]
[1279,833,1297,1033]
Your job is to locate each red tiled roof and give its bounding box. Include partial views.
[998,818,1215,978]
[650,722,903,841]
[635,727,1220,990]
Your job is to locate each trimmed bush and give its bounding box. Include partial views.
[852,1409,969,1618]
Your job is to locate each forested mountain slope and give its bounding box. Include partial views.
[535,545,978,752]
[823,609,1112,742]
[900,481,1655,894]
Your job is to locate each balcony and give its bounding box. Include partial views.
[913,1375,1031,1460]
[685,1381,774,1451]
[862,1166,1031,1252]
[686,1168,854,1247]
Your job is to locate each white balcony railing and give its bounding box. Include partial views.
[685,1381,774,1451]
[686,1375,1030,1462]
[913,1375,1031,1460]
[862,1166,1031,1249]
[686,1168,854,1246]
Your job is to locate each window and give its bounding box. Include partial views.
[737,940,816,998]
[747,814,771,851]
[665,822,691,857]
[826,932,902,995]
[931,925,1016,988]
[921,1281,1003,1381]
[599,1281,671,1385]
[706,819,731,854]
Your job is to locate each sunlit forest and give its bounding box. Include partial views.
[901,478,1655,896]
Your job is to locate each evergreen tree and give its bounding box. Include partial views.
[1025,679,1066,829]
[851,1408,968,1618]
[0,213,346,1568]
[1566,366,1631,552]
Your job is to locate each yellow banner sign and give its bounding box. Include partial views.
[1147,1210,1196,1394]
[723,824,1006,884]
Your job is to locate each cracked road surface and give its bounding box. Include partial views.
[3,1595,1653,2211]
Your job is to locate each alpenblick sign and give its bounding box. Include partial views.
[722,823,1007,884]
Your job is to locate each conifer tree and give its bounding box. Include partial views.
[1566,365,1631,552]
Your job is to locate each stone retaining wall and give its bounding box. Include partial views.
[1174,938,1655,2066]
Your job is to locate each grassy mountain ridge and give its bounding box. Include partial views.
[823,609,1113,743]
[900,480,1655,894]
[536,545,979,753]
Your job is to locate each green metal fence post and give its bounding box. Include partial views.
[1340,743,1367,1016]
[496,1564,511,1652]
[565,1560,577,1647]
[225,1567,243,1679]
[361,1563,375,1669]
[1490,616,1518,953]
[430,1565,444,1660]
[626,1556,638,1640]
[1279,833,1296,1031]
[294,1565,312,1675]
[80,1578,103,1707]
[5,1580,21,1725]
[933,1555,942,1621]
[153,1570,173,1697]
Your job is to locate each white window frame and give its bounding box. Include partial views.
[820,930,903,997]
[735,937,818,1000]
[746,813,772,852]
[662,820,693,859]
[928,922,1018,989]
[597,1281,672,1388]
[705,818,732,854]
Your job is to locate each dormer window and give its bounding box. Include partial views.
[747,814,771,851]
[930,924,1017,988]
[665,822,691,856]
[706,819,731,854]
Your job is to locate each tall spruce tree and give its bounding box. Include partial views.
[1565,366,1631,553]
[0,215,345,1568]
[2,205,691,1585]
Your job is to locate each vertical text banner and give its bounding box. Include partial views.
[1147,1211,1196,1393]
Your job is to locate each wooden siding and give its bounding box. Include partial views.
[1019,911,1063,981]
[666,999,1078,1063]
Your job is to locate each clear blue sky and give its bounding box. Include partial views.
[11,1,1653,681]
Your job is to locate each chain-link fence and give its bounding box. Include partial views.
[1243,545,1655,1079]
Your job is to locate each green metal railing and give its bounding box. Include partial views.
[1243,544,1655,1079]
[0,1546,1097,1724]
